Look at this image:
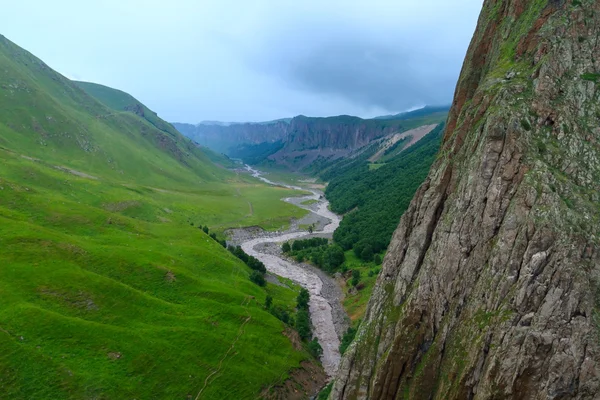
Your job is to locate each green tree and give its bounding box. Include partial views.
[296,309,311,340]
[374,254,382,265]
[339,327,357,354]
[202,226,209,234]
[249,270,266,286]
[351,270,361,287]
[324,244,345,272]
[265,295,273,309]
[308,338,323,358]
[281,242,291,253]
[360,245,374,262]
[297,288,310,310]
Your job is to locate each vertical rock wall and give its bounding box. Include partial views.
[331,1,600,398]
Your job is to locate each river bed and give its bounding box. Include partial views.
[237,166,346,377]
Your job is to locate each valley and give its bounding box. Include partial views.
[4,0,599,398]
[0,31,442,399]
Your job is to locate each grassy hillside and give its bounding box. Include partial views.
[74,81,235,169]
[0,34,312,399]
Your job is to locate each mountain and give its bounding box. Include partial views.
[174,111,448,172]
[331,0,600,398]
[0,34,316,399]
[74,81,234,168]
[173,119,290,154]
[267,115,407,171]
[326,123,445,258]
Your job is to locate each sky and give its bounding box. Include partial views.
[3,0,483,123]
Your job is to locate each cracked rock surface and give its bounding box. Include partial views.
[331,0,600,398]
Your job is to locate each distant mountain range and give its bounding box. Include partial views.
[172,105,450,172]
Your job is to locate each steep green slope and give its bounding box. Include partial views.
[0,35,313,399]
[74,81,235,169]
[326,124,445,257]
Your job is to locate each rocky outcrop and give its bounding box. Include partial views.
[268,116,405,170]
[172,116,407,169]
[331,1,600,399]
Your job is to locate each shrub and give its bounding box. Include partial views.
[297,288,310,310]
[249,270,266,286]
[296,309,311,340]
[339,327,357,354]
[374,254,382,265]
[270,305,290,324]
[308,338,323,358]
[351,270,361,287]
[265,295,273,309]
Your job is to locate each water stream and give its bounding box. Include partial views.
[240,166,343,376]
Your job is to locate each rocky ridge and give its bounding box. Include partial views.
[173,116,411,170]
[331,0,600,399]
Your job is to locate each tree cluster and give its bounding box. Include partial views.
[282,239,345,273]
[227,245,267,286]
[326,124,444,261]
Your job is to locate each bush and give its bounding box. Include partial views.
[270,305,290,324]
[265,295,273,309]
[339,327,357,354]
[324,244,345,272]
[297,288,310,310]
[351,270,361,287]
[228,246,249,263]
[374,254,382,265]
[296,309,311,340]
[360,245,374,262]
[281,242,291,253]
[308,338,323,358]
[247,256,266,273]
[249,270,266,286]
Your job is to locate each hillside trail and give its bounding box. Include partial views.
[194,296,253,400]
[240,166,344,377]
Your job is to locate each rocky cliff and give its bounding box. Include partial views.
[331,0,600,399]
[268,116,406,170]
[172,116,408,169]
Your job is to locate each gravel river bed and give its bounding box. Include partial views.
[231,166,348,377]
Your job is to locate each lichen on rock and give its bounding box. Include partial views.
[330,0,600,398]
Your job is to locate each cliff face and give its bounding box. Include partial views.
[268,116,405,170]
[282,116,403,151]
[331,1,600,399]
[173,116,406,169]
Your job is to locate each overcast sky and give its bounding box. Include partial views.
[4,0,483,123]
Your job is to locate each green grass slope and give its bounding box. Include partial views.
[73,81,235,169]
[0,34,311,399]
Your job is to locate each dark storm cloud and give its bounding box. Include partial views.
[279,41,458,110]
[2,0,483,122]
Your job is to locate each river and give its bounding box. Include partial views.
[239,166,344,377]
